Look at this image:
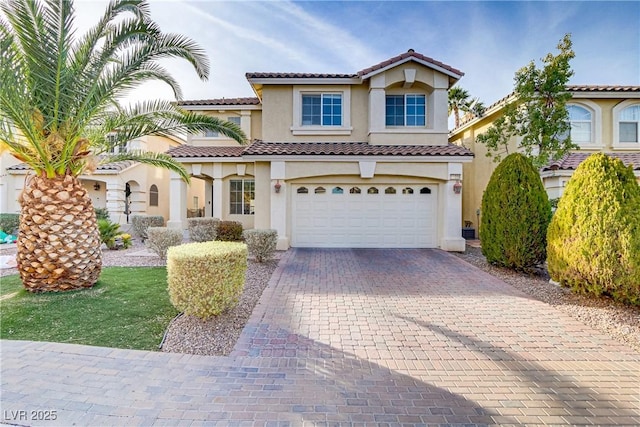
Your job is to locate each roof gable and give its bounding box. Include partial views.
[358,49,464,81]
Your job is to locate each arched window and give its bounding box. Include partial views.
[566,105,592,143]
[149,184,159,206]
[402,187,414,194]
[332,187,344,194]
[385,187,396,194]
[314,186,326,194]
[619,105,640,143]
[420,187,431,194]
[297,187,309,194]
[349,187,361,194]
[367,187,379,194]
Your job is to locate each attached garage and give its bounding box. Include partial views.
[291,184,437,248]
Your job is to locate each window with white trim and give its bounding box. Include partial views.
[566,105,592,143]
[230,179,255,215]
[385,94,426,126]
[619,105,640,143]
[302,93,342,126]
[205,116,241,138]
[149,184,159,207]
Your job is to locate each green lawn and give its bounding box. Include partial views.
[0,267,178,351]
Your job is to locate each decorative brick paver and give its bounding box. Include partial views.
[2,248,639,426]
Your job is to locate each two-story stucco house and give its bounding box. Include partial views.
[448,85,640,232]
[168,50,474,251]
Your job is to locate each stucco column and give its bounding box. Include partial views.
[368,74,386,135]
[167,171,187,229]
[211,163,223,219]
[440,163,466,252]
[105,182,126,225]
[270,161,289,250]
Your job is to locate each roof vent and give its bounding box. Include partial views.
[407,48,415,53]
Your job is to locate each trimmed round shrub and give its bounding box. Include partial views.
[146,227,183,259]
[243,229,278,262]
[216,220,243,242]
[547,153,640,305]
[167,241,248,319]
[188,217,220,242]
[480,152,551,271]
[131,214,164,241]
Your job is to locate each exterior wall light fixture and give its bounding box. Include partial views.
[453,180,462,194]
[274,180,282,193]
[93,183,101,191]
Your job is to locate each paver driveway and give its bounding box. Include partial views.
[1,248,639,426]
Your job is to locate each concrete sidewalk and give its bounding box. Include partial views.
[2,248,639,426]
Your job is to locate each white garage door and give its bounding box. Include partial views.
[292,184,437,248]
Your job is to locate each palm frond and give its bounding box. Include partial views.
[1,0,215,180]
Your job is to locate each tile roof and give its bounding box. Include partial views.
[358,49,464,78]
[246,72,356,79]
[541,152,640,172]
[166,145,245,158]
[245,50,463,81]
[7,160,137,173]
[566,85,640,93]
[177,97,260,106]
[242,140,473,157]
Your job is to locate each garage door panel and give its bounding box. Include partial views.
[292,184,437,248]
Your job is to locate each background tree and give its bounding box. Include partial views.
[0,0,246,292]
[547,154,640,305]
[448,86,471,128]
[480,153,551,271]
[477,34,577,167]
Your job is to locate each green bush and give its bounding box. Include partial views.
[216,220,243,242]
[131,215,164,241]
[146,227,183,259]
[94,207,110,221]
[97,219,131,250]
[547,153,640,305]
[243,229,278,262]
[167,241,248,319]
[188,217,220,242]
[480,152,551,271]
[0,213,19,235]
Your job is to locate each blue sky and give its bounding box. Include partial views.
[74,0,640,107]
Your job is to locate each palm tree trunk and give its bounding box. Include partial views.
[17,174,102,292]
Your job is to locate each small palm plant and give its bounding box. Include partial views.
[0,0,246,292]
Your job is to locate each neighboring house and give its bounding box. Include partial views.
[1,135,186,225]
[449,85,640,233]
[169,50,474,251]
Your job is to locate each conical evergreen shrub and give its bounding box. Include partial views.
[480,153,551,271]
[547,153,640,305]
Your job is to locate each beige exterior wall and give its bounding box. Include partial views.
[449,94,640,233]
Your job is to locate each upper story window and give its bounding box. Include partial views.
[205,116,241,138]
[385,94,426,126]
[566,105,592,144]
[619,105,640,143]
[302,93,342,126]
[106,132,127,153]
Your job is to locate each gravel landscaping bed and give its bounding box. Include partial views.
[454,245,640,352]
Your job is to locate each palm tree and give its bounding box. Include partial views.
[448,86,471,128]
[0,0,247,292]
[469,98,486,118]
